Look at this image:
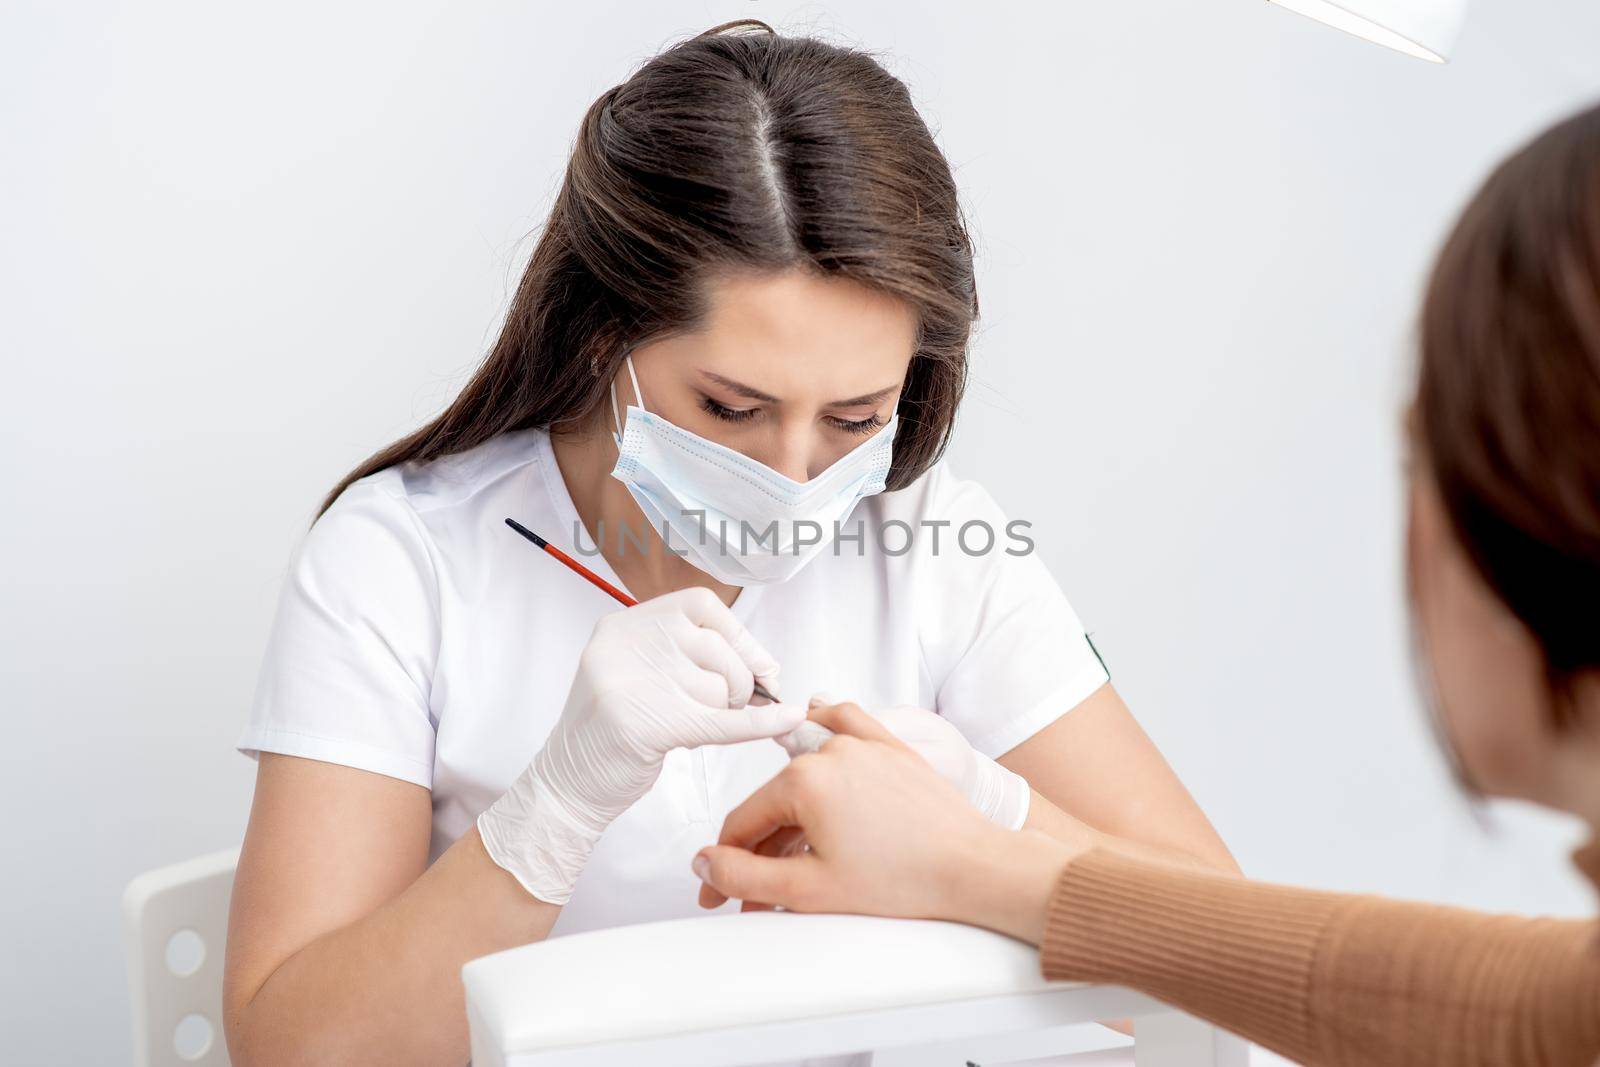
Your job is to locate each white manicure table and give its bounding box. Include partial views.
[462,911,1249,1066]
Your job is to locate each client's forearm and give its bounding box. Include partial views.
[1037,849,1600,1067]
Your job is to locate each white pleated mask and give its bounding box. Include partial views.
[607,357,896,587]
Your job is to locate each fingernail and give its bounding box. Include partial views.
[692,854,710,881]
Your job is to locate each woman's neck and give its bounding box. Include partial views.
[550,422,741,607]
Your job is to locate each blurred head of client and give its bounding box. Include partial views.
[695,101,1600,1067]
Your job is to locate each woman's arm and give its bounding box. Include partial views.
[974,836,1600,1067]
[1001,684,1239,874]
[226,588,800,1065]
[698,710,1600,1067]
[224,754,558,1067]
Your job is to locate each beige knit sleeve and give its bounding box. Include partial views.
[1040,849,1600,1067]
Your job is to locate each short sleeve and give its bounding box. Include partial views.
[238,476,441,788]
[911,469,1109,759]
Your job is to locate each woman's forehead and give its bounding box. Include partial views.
[654,270,917,395]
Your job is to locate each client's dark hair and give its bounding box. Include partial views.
[1416,100,1600,718]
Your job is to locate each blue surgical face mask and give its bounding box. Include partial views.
[607,356,896,586]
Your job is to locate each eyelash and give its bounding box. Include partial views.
[699,396,885,436]
[700,396,758,424]
[828,413,885,436]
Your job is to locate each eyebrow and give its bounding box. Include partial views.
[699,371,898,408]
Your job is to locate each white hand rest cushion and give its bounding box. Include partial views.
[461,911,1068,1054]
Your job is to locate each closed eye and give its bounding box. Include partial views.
[700,395,760,423]
[825,413,885,436]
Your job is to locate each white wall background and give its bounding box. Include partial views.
[5,1,1600,1061]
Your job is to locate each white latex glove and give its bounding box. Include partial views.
[480,588,805,904]
[777,697,1032,831]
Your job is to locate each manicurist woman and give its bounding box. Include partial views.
[694,101,1600,1067]
[222,22,1234,1066]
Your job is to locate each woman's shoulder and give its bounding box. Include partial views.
[313,428,553,562]
[860,459,1015,528]
[843,460,1038,582]
[386,428,551,515]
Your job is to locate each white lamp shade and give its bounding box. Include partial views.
[1269,0,1468,62]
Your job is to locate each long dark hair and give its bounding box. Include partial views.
[321,20,976,515]
[1416,100,1600,714]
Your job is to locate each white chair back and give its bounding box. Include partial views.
[122,849,240,1067]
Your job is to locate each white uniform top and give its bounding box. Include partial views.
[240,428,1108,1059]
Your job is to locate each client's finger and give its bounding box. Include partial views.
[698,765,806,907]
[806,701,908,748]
[695,845,819,913]
[699,877,729,910]
[716,758,813,850]
[740,826,808,912]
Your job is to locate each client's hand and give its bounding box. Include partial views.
[697,702,1083,945]
[479,587,804,905]
[777,698,1032,830]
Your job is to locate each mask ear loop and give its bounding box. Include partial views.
[609,354,646,445]
[626,357,645,411]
